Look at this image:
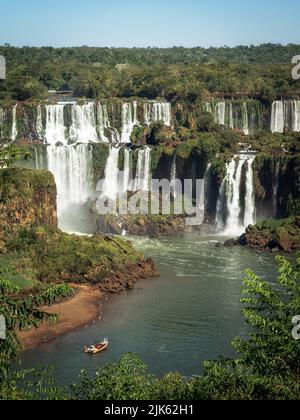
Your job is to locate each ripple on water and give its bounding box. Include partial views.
[19,234,279,382]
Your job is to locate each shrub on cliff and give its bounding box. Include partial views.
[5,227,142,283]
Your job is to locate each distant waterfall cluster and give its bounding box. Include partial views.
[3,99,300,144]
[36,101,172,145]
[270,100,300,133]
[216,154,256,236]
[203,101,262,135]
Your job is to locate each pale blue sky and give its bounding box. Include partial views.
[0,0,299,47]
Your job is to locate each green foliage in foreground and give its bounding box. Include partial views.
[0,145,31,168]
[0,273,74,378]
[0,255,299,400]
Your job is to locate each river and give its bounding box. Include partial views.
[19,234,278,384]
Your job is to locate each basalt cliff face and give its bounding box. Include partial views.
[0,168,57,250]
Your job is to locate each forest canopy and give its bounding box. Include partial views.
[0,44,300,103]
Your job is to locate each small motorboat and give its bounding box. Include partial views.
[84,338,109,354]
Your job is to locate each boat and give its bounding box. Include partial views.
[84,338,109,354]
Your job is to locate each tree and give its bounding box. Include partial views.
[0,270,74,378]
[0,145,31,168]
[193,255,300,400]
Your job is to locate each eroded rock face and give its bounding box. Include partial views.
[0,168,57,250]
[95,214,186,238]
[239,217,300,252]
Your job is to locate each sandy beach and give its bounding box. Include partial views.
[19,284,103,350]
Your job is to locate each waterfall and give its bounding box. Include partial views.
[47,144,93,217]
[271,100,300,133]
[120,102,138,144]
[291,100,300,131]
[11,105,18,142]
[36,105,44,140]
[204,101,260,135]
[242,103,249,135]
[144,102,172,127]
[223,157,244,234]
[123,148,132,194]
[134,147,152,191]
[243,155,256,227]
[170,153,177,197]
[34,147,45,170]
[97,102,110,142]
[215,102,226,126]
[270,101,284,133]
[101,147,120,200]
[69,103,98,143]
[204,163,212,216]
[45,104,66,145]
[216,154,256,236]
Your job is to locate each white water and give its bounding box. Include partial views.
[216,154,256,236]
[36,105,44,140]
[243,155,256,227]
[170,154,177,197]
[204,163,212,215]
[47,144,93,217]
[120,102,139,143]
[215,102,226,127]
[45,104,66,145]
[123,148,132,194]
[134,147,152,192]
[144,102,172,127]
[101,147,120,200]
[271,100,300,133]
[204,101,255,135]
[242,103,249,136]
[97,102,110,142]
[69,103,98,143]
[11,105,18,142]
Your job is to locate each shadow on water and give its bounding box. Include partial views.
[19,234,279,384]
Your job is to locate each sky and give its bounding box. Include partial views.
[0,0,299,48]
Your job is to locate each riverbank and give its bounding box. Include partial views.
[19,284,103,350]
[19,257,158,350]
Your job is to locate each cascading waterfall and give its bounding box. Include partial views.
[243,155,256,227]
[216,154,256,236]
[45,104,66,145]
[134,147,152,192]
[170,154,177,197]
[34,147,45,170]
[47,144,93,217]
[120,102,139,143]
[144,102,172,127]
[270,101,284,133]
[122,148,132,194]
[11,105,18,142]
[36,105,44,140]
[101,147,120,200]
[69,103,98,143]
[215,102,226,127]
[97,102,110,142]
[204,163,212,215]
[271,100,300,133]
[204,101,260,135]
[242,103,249,135]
